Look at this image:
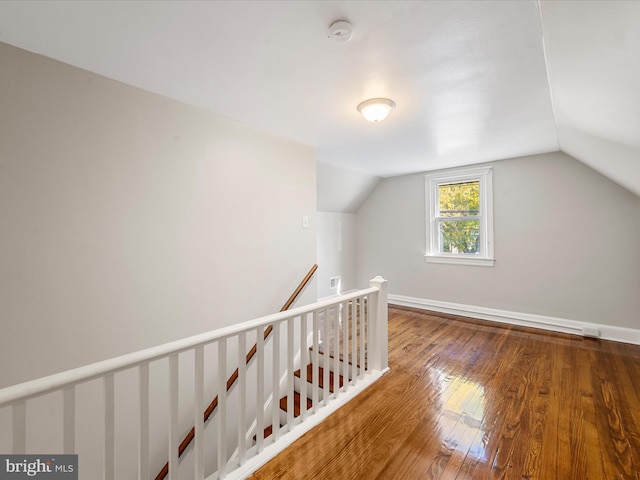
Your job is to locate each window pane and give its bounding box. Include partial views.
[438,181,480,217]
[439,219,480,254]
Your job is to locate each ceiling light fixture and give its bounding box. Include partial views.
[357,98,396,123]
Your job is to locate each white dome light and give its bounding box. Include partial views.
[357,98,396,122]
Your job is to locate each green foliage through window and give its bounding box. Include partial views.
[438,181,480,254]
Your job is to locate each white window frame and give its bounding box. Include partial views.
[425,165,494,267]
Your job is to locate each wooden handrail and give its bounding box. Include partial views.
[154,264,318,480]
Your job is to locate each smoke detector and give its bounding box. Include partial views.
[328,20,353,43]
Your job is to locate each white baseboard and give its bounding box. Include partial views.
[388,294,640,346]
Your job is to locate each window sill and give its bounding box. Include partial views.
[424,254,495,267]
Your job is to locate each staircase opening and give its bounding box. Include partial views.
[0,272,389,480]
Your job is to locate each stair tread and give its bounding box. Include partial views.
[279,391,312,417]
[253,424,282,442]
[294,364,344,392]
[308,346,367,368]
[254,390,313,443]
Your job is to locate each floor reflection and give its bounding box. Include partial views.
[430,369,488,463]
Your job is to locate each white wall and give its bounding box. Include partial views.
[316,212,357,299]
[316,162,378,299]
[357,152,640,329]
[0,41,317,386]
[0,42,318,478]
[316,162,380,213]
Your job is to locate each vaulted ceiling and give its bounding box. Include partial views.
[0,1,638,198]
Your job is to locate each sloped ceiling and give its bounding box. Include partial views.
[0,1,638,203]
[540,1,640,197]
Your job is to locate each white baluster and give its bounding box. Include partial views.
[333,305,340,399]
[272,324,280,441]
[360,297,366,379]
[286,317,294,428]
[63,386,75,454]
[322,308,330,405]
[12,401,26,454]
[237,332,247,464]
[104,374,115,480]
[343,301,349,392]
[256,326,265,451]
[300,313,308,421]
[194,346,204,480]
[312,311,319,413]
[168,355,179,480]
[351,299,358,386]
[138,364,149,480]
[218,339,227,478]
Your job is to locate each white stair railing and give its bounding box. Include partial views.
[0,277,388,480]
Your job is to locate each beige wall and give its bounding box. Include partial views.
[0,42,317,388]
[357,152,640,329]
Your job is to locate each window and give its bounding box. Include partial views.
[425,166,494,266]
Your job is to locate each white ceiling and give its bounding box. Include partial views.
[0,1,638,197]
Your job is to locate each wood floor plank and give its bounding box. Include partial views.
[376,316,496,480]
[249,306,640,480]
[468,331,532,479]
[537,334,563,480]
[589,340,638,479]
[609,341,640,471]
[574,342,608,480]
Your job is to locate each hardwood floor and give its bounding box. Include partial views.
[249,305,640,480]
